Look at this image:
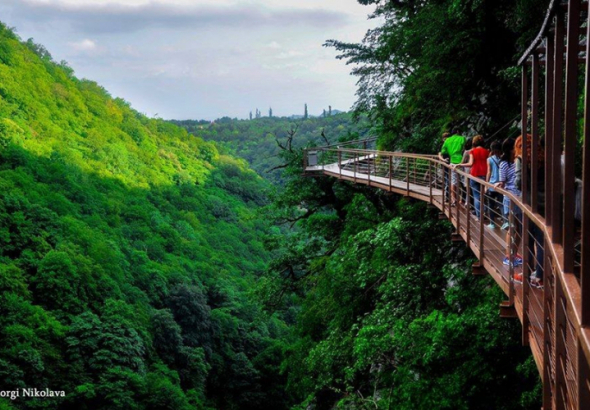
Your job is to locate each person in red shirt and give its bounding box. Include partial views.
[454,135,489,219]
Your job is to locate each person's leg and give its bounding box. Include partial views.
[451,171,459,204]
[471,178,482,219]
[503,196,511,261]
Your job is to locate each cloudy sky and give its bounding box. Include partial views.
[0,0,378,120]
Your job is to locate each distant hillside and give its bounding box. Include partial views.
[172,113,371,184]
[0,23,290,410]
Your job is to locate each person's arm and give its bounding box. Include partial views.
[439,141,449,162]
[495,162,506,189]
[453,153,474,168]
[483,157,492,193]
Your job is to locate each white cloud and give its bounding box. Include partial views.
[68,39,97,51]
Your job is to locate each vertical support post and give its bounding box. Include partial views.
[542,253,553,409]
[509,200,515,306]
[563,0,581,274]
[554,279,567,409]
[406,158,410,196]
[522,64,529,205]
[338,150,342,179]
[551,9,565,245]
[303,149,307,170]
[479,182,485,261]
[456,170,461,238]
[389,155,393,192]
[354,152,357,183]
[429,161,433,204]
[442,163,447,215]
[531,53,540,214]
[466,177,471,246]
[581,0,590,326]
[545,34,555,226]
[522,210,531,346]
[368,152,371,187]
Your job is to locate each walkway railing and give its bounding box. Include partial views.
[304,1,590,407]
[303,144,582,409]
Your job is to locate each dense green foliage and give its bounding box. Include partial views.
[0,24,291,410]
[173,114,370,184]
[327,0,550,152]
[0,0,551,407]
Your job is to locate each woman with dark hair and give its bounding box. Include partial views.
[495,137,523,268]
[454,135,488,219]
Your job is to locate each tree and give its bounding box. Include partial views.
[303,103,308,120]
[151,309,184,365]
[269,107,273,118]
[249,111,253,120]
[325,0,549,151]
[166,284,213,354]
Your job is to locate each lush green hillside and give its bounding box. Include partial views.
[173,114,371,184]
[0,24,290,410]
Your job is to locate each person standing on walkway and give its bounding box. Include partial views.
[454,135,489,220]
[512,134,545,288]
[495,137,523,268]
[438,129,466,206]
[485,141,503,229]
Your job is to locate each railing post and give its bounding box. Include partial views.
[508,201,515,306]
[582,0,590,326]
[531,53,540,214]
[466,177,471,246]
[406,158,410,196]
[479,183,485,262]
[429,161,432,204]
[522,211,531,347]
[545,33,554,227]
[551,8,565,245]
[442,163,446,215]
[456,170,461,237]
[354,152,357,183]
[541,252,552,409]
[368,152,371,187]
[563,0,581,275]
[521,64,529,205]
[338,150,342,178]
[389,155,393,192]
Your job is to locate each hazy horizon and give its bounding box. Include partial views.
[0,0,378,120]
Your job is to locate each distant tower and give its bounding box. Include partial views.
[249,111,252,120]
[328,105,332,116]
[269,107,273,118]
[304,103,308,119]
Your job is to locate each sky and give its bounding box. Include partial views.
[0,0,378,120]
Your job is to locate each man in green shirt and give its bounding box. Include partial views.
[438,129,465,205]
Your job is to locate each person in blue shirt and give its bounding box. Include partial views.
[484,141,503,229]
